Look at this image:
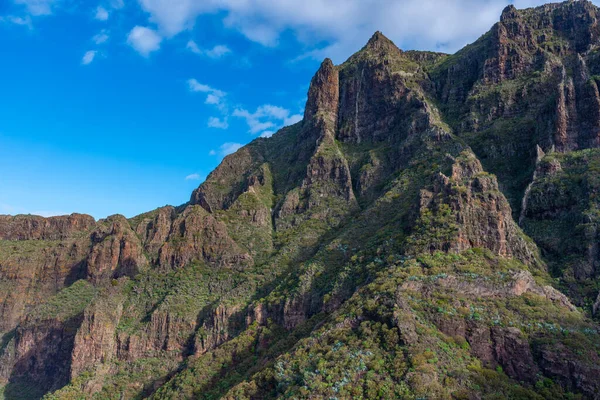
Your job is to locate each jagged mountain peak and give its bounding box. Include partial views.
[500,4,519,21]
[365,30,399,51]
[345,30,405,63]
[3,2,600,399]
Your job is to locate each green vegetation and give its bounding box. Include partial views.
[5,4,600,399]
[28,280,97,323]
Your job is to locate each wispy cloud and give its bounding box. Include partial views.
[187,41,232,59]
[81,50,97,65]
[95,6,109,21]
[0,15,32,28]
[185,173,202,181]
[233,104,302,136]
[14,0,57,16]
[127,26,162,57]
[187,79,224,96]
[260,130,275,138]
[132,0,581,62]
[205,44,231,58]
[93,30,109,44]
[208,117,228,129]
[110,0,124,9]
[210,142,242,157]
[187,79,227,110]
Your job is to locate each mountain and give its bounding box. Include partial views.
[2,1,600,399]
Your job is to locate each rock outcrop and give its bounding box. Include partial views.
[157,205,252,270]
[3,2,600,399]
[414,151,539,266]
[86,215,148,282]
[0,213,95,241]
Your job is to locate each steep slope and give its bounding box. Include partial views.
[1,2,600,399]
[431,0,600,213]
[426,0,600,312]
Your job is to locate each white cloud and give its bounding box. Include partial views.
[137,0,216,37]
[127,26,162,56]
[187,79,226,110]
[81,50,97,65]
[205,45,231,58]
[134,0,594,62]
[205,93,221,105]
[259,105,289,120]
[14,0,57,16]
[95,6,109,21]
[0,15,32,28]
[284,114,303,126]
[185,173,202,180]
[215,142,243,157]
[187,79,223,95]
[110,0,124,9]
[233,104,302,136]
[93,30,109,44]
[260,130,275,138]
[186,40,201,54]
[187,41,232,58]
[208,116,228,129]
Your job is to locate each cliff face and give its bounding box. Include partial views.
[432,0,600,215]
[2,2,600,399]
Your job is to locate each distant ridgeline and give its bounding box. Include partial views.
[2,1,600,399]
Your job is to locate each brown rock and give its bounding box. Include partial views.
[0,213,95,241]
[70,292,123,380]
[86,215,148,282]
[416,151,540,266]
[304,58,339,122]
[491,326,539,382]
[134,206,175,260]
[158,206,252,270]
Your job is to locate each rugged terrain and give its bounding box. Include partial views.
[2,1,600,399]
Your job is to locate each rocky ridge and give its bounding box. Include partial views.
[1,1,600,399]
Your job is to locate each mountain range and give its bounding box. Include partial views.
[2,1,600,398]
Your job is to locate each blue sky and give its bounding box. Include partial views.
[0,0,585,219]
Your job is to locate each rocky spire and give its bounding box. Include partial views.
[365,31,400,52]
[303,58,339,122]
[500,4,519,21]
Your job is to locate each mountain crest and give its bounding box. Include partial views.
[500,4,519,21]
[3,2,600,399]
[361,30,403,57]
[303,57,339,122]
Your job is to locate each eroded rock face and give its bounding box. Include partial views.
[535,340,600,396]
[70,290,124,381]
[3,316,83,393]
[117,311,196,361]
[193,304,242,356]
[158,206,252,270]
[402,270,575,311]
[86,215,148,282]
[304,58,339,122]
[400,269,597,395]
[0,213,95,241]
[0,236,90,333]
[4,3,600,399]
[134,206,175,260]
[416,151,539,265]
[337,32,431,144]
[190,146,265,213]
